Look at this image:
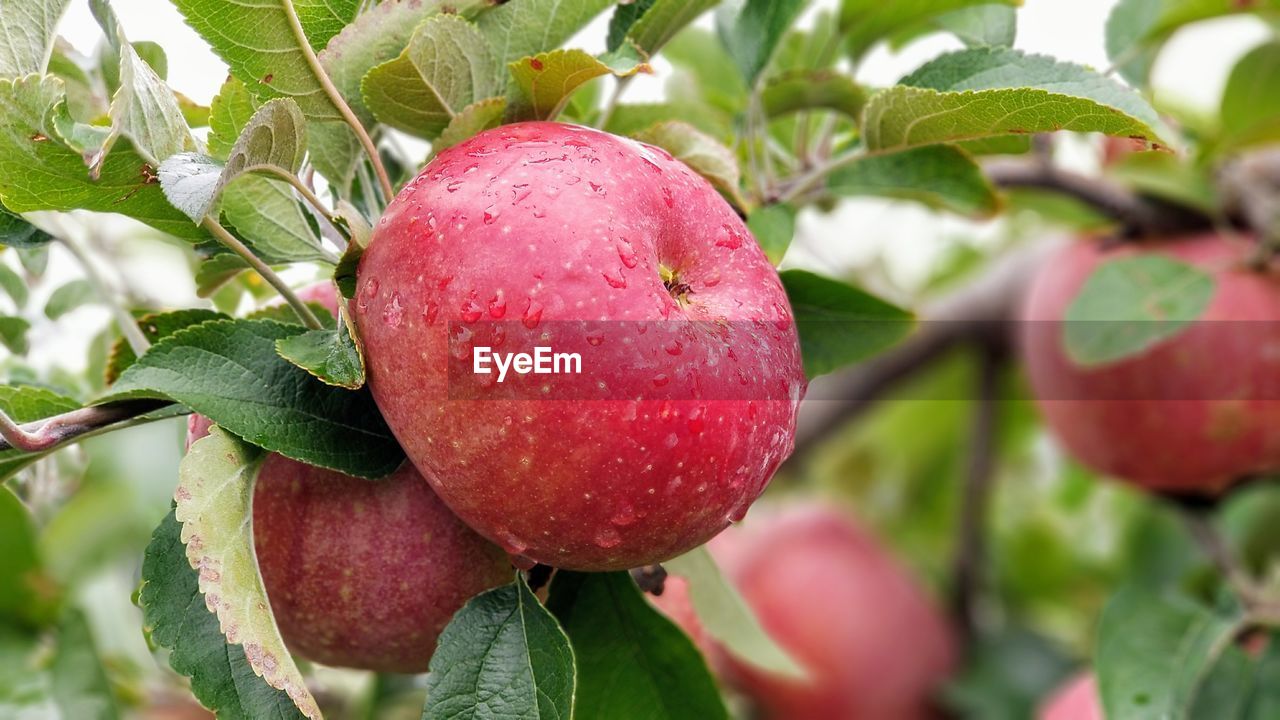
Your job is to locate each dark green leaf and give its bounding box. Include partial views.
[423,576,575,720]
[0,315,30,354]
[827,145,1000,217]
[43,278,94,319]
[140,510,308,720]
[104,318,403,478]
[780,269,915,378]
[274,319,364,389]
[333,240,363,299]
[207,76,257,161]
[1062,255,1215,367]
[546,571,728,720]
[715,0,807,83]
[104,308,227,384]
[0,204,53,248]
[610,0,721,55]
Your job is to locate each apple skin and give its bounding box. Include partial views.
[353,121,806,571]
[658,505,957,720]
[1020,233,1280,494]
[188,420,510,674]
[1039,673,1102,720]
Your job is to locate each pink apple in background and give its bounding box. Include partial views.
[353,122,806,571]
[1020,233,1280,494]
[1039,673,1103,720]
[656,504,957,720]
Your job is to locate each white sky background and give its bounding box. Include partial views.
[17,1,1272,375]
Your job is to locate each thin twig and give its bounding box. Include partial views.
[772,148,862,205]
[0,399,172,453]
[949,346,1004,641]
[201,217,324,330]
[248,164,350,254]
[281,0,393,200]
[598,75,635,130]
[55,230,151,356]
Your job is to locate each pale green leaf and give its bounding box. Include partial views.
[633,121,745,210]
[933,4,1018,48]
[839,0,1019,58]
[0,485,54,628]
[762,70,866,119]
[746,203,795,266]
[1105,0,1280,86]
[43,278,94,319]
[665,547,806,679]
[175,428,320,719]
[863,47,1167,152]
[436,96,507,151]
[50,609,120,720]
[0,75,200,239]
[715,0,807,83]
[208,76,257,160]
[780,269,915,378]
[423,576,576,720]
[476,0,616,88]
[0,0,71,77]
[1220,40,1280,150]
[222,175,328,264]
[0,264,26,308]
[159,98,307,222]
[827,145,1000,217]
[1062,255,1215,367]
[294,0,360,51]
[0,315,30,354]
[361,14,498,138]
[507,48,648,122]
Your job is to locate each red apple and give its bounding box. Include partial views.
[353,122,806,570]
[1039,673,1102,720]
[1020,233,1280,494]
[659,504,956,720]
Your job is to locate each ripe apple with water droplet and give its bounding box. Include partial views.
[1020,233,1280,494]
[655,504,957,720]
[185,287,511,674]
[353,122,806,570]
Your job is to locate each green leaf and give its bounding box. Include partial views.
[507,48,648,122]
[0,203,52,248]
[49,609,120,720]
[780,269,915,378]
[747,203,795,265]
[159,98,307,222]
[194,253,248,298]
[762,70,866,120]
[100,40,169,94]
[0,486,57,628]
[633,121,746,210]
[90,0,193,165]
[294,0,360,52]
[1097,589,1247,720]
[0,75,201,239]
[0,263,26,308]
[208,76,257,161]
[104,308,227,385]
[0,0,72,77]
[1220,40,1280,150]
[0,385,79,480]
[610,0,721,55]
[173,427,319,718]
[274,319,364,389]
[476,0,616,89]
[546,571,728,720]
[43,278,94,319]
[1108,151,1218,213]
[664,28,747,118]
[839,0,1019,58]
[332,239,363,299]
[50,43,108,122]
[222,175,329,264]
[423,576,575,720]
[715,0,807,83]
[104,318,403,478]
[933,4,1019,48]
[436,96,507,151]
[0,315,30,354]
[140,510,308,720]
[1105,0,1280,87]
[361,14,499,139]
[862,47,1168,152]
[603,101,729,139]
[827,145,1000,217]
[664,547,805,679]
[1062,255,1215,367]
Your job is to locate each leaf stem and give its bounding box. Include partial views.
[201,216,324,330]
[281,0,394,200]
[51,225,151,356]
[772,148,863,205]
[247,164,350,256]
[0,399,172,453]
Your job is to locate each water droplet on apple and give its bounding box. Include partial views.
[616,238,638,269]
[512,184,532,205]
[509,553,536,570]
[483,205,499,225]
[490,324,506,347]
[357,278,379,311]
[446,180,463,192]
[610,505,636,527]
[729,503,750,523]
[382,291,404,327]
[652,373,670,388]
[464,164,479,174]
[589,181,606,197]
[460,294,483,323]
[565,175,581,185]
[602,268,627,289]
[662,187,674,208]
[665,339,682,356]
[772,302,792,330]
[716,223,744,249]
[585,333,604,346]
[593,526,621,548]
[663,433,678,449]
[422,301,440,325]
[522,299,543,329]
[488,292,507,318]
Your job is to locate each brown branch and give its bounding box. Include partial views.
[949,347,1004,642]
[0,399,173,454]
[791,239,1061,458]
